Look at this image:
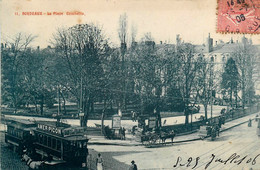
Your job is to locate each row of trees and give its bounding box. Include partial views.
[2,15,259,127]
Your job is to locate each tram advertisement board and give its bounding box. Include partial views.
[112,115,121,129]
[148,116,157,129]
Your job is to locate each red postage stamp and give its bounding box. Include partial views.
[217,0,260,34]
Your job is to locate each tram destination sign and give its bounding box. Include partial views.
[37,124,62,135]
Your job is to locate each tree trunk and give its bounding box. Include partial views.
[82,95,92,127]
[230,89,233,108]
[184,105,189,125]
[204,104,208,121]
[60,92,67,115]
[101,99,107,135]
[40,94,44,115]
[235,89,238,108]
[34,102,38,114]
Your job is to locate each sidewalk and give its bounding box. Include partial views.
[87,111,259,146]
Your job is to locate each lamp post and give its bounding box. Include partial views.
[79,73,84,126]
[210,56,214,121]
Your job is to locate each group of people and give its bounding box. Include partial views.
[103,126,126,140]
[96,153,137,170]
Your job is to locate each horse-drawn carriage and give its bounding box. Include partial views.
[140,130,175,146]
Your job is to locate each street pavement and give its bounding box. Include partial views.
[88,111,260,170]
[1,108,259,170]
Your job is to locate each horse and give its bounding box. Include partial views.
[160,131,176,144]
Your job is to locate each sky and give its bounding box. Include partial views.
[1,0,259,48]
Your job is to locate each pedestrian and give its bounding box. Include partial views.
[215,124,220,137]
[131,111,135,122]
[248,119,252,127]
[163,119,167,125]
[122,127,126,140]
[170,130,175,143]
[129,160,137,170]
[220,108,226,115]
[96,153,103,170]
[211,126,216,141]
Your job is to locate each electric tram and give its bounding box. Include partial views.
[5,118,36,154]
[4,118,90,169]
[33,121,89,168]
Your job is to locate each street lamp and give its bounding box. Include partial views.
[210,56,214,121]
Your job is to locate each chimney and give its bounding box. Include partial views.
[206,33,213,52]
[145,41,155,49]
[175,34,181,52]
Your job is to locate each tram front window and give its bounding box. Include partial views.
[57,140,61,150]
[44,136,47,145]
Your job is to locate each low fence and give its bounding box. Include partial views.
[161,103,260,134]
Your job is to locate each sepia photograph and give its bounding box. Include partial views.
[0,0,260,169]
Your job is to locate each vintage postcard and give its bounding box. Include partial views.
[1,0,260,170]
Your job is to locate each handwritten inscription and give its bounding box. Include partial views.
[217,0,260,34]
[173,153,260,169]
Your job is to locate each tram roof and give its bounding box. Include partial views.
[37,121,71,129]
[6,118,36,126]
[64,135,90,141]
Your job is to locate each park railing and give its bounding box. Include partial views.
[161,103,260,135]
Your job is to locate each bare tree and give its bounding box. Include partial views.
[2,33,37,113]
[131,24,137,43]
[118,13,128,45]
[195,55,211,121]
[51,23,109,127]
[117,13,128,112]
[176,43,200,125]
[233,40,259,107]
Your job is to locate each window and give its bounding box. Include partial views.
[64,141,70,151]
[48,137,51,147]
[52,138,56,149]
[64,130,69,136]
[38,134,43,143]
[44,136,47,145]
[57,140,61,151]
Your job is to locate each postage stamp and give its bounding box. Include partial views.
[217,0,260,34]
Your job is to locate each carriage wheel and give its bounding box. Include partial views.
[152,135,159,144]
